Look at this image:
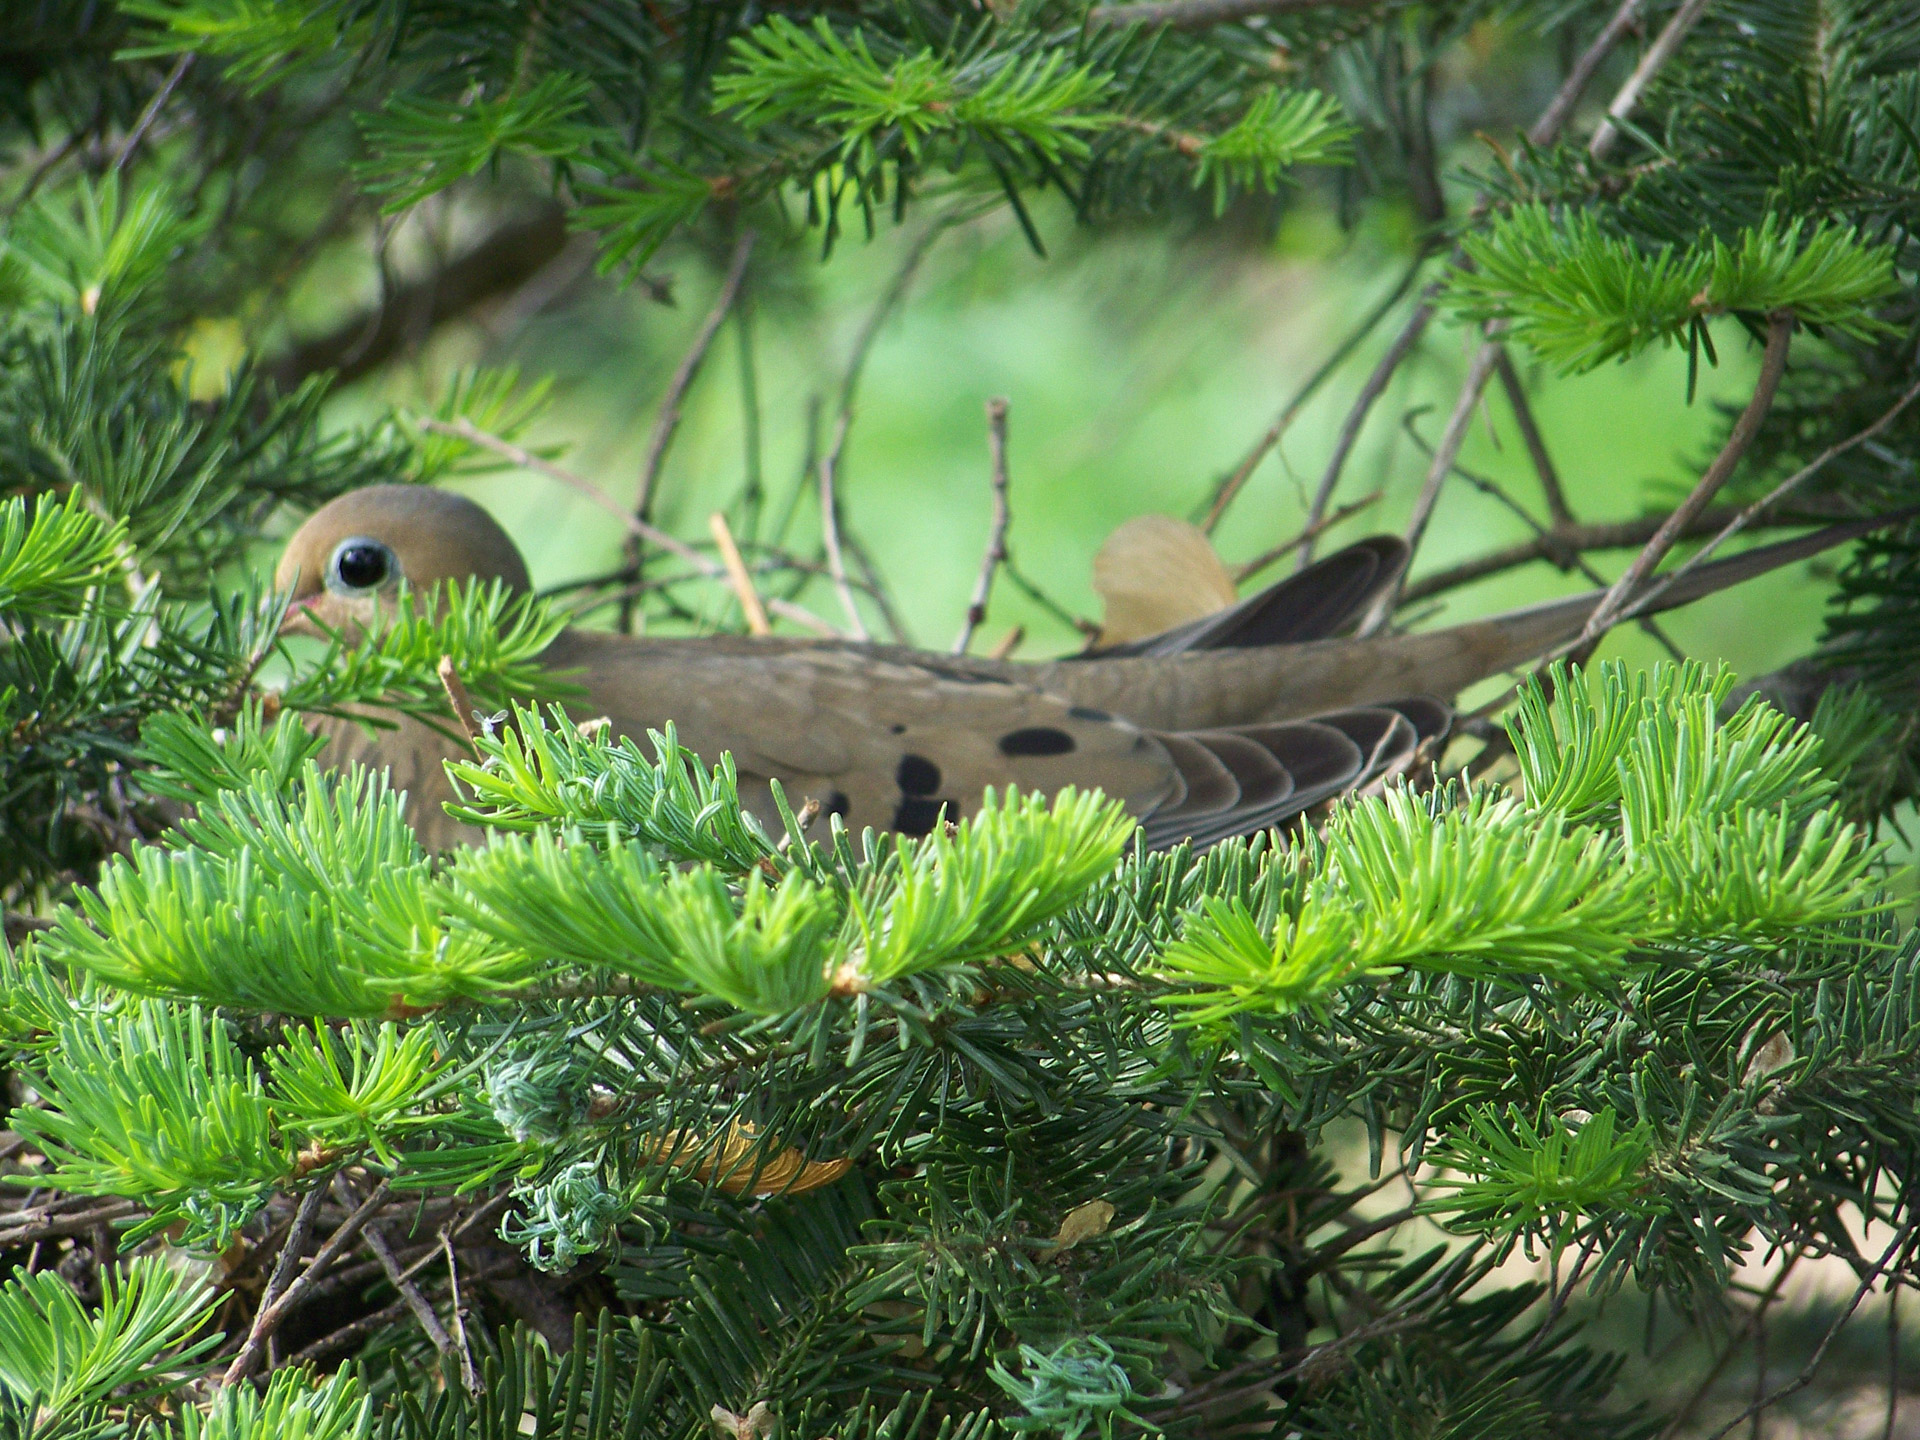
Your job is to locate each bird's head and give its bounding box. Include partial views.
[274,485,532,638]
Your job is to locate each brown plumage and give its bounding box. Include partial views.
[275,484,1883,851]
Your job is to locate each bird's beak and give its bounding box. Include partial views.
[278,596,325,638]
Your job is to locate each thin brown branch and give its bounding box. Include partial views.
[1703,1221,1914,1440]
[632,229,758,529]
[112,54,193,174]
[1527,0,1646,146]
[1233,492,1384,584]
[989,625,1026,660]
[1616,373,1920,627]
[349,1178,458,1364]
[419,417,711,572]
[1299,291,1440,569]
[1590,0,1714,160]
[818,411,868,640]
[436,656,481,752]
[1494,348,1573,526]
[1088,0,1376,28]
[440,1231,480,1394]
[954,398,1013,654]
[1203,256,1423,536]
[221,1182,329,1386]
[1400,506,1748,602]
[1579,312,1794,647]
[220,1178,392,1386]
[289,1297,412,1366]
[1397,340,1503,568]
[709,511,771,636]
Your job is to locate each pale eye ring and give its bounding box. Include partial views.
[326,536,397,594]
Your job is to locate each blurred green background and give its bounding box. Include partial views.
[278,190,1808,707]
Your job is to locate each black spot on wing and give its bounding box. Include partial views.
[893,796,953,836]
[896,754,942,796]
[998,726,1076,757]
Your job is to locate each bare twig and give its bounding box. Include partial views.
[440,1232,480,1395]
[1703,1220,1915,1440]
[709,511,771,635]
[1661,1253,1803,1439]
[955,398,1013,654]
[1396,341,1504,570]
[1202,256,1422,536]
[1579,313,1794,647]
[1590,0,1714,161]
[290,1297,412,1366]
[1494,348,1573,526]
[1088,0,1375,27]
[1299,291,1440,569]
[1300,0,1643,571]
[632,229,758,527]
[1233,492,1384,584]
[1399,506,1753,602]
[818,412,868,640]
[346,1176,461,1366]
[1526,0,1645,146]
[421,418,693,558]
[112,54,193,174]
[436,656,481,751]
[1398,414,1685,658]
[1615,373,1920,627]
[989,625,1026,660]
[224,1180,393,1385]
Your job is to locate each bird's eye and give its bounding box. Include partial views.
[327,537,396,593]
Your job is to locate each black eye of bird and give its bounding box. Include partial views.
[328,537,394,592]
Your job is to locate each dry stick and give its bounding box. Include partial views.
[1703,1220,1916,1440]
[631,229,759,529]
[1577,313,1794,648]
[1399,415,1686,659]
[424,417,841,635]
[623,229,758,631]
[988,625,1026,660]
[440,1232,480,1395]
[345,1177,460,1367]
[1493,348,1574,526]
[818,412,868,638]
[290,1297,413,1366]
[1614,373,1920,628]
[422,417,698,561]
[1395,341,1504,572]
[1400,506,1747,602]
[1087,0,1374,27]
[222,1178,392,1385]
[1297,0,1644,572]
[112,53,192,174]
[436,656,481,751]
[709,511,771,635]
[1233,492,1384,584]
[1298,291,1440,569]
[1590,0,1715,161]
[1660,1252,1803,1440]
[1201,256,1423,536]
[954,398,1013,654]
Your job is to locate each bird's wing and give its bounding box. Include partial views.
[574,638,1448,848]
[1083,536,1408,658]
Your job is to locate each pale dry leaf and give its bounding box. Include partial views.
[1093,515,1237,645]
[1050,1198,1116,1260]
[1743,1031,1796,1085]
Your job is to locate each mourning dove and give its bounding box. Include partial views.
[275,484,1883,851]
